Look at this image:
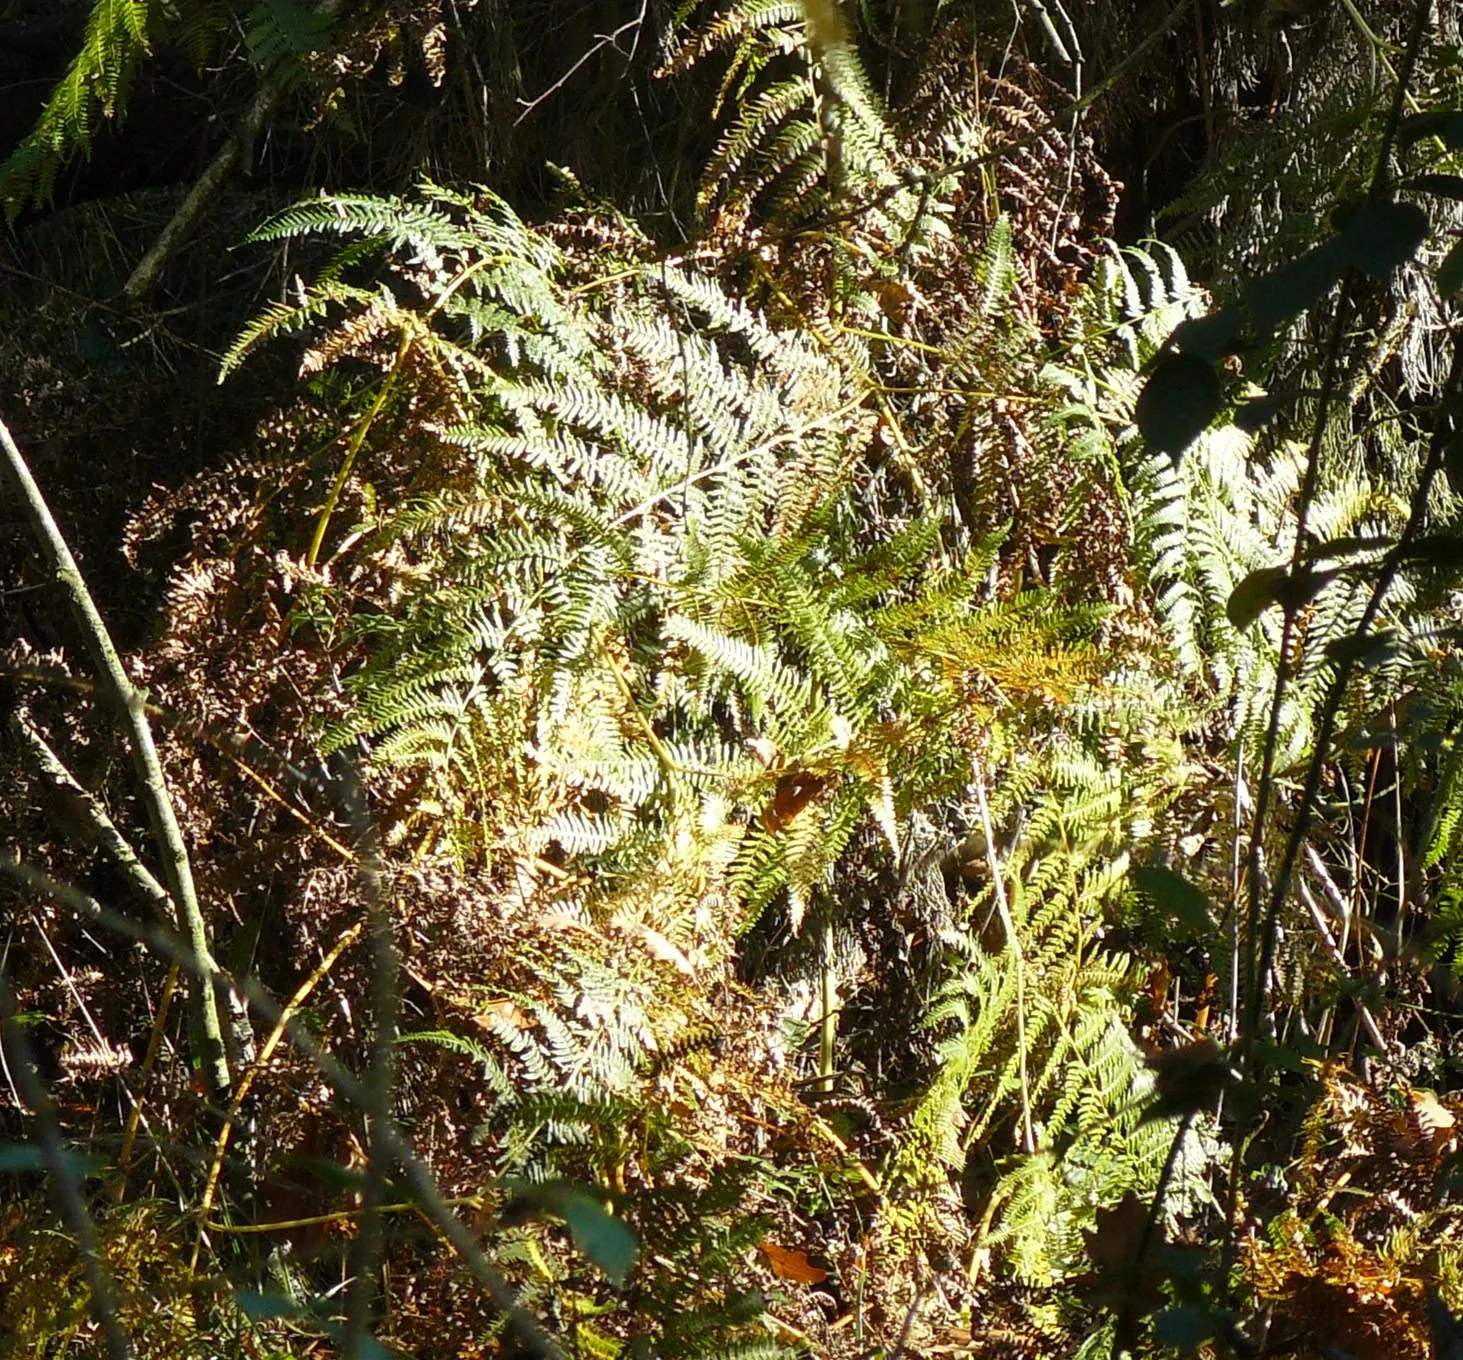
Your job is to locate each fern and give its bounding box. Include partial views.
[0,0,342,218]
[245,0,336,89]
[220,165,1230,1350]
[0,0,158,215]
[668,0,914,233]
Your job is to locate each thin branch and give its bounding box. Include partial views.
[1251,0,1440,1058]
[120,0,344,305]
[0,410,230,1098]
[334,756,398,1360]
[513,1,649,126]
[12,711,173,917]
[121,81,279,306]
[190,920,364,1274]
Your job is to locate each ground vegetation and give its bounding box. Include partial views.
[4,1,1463,1358]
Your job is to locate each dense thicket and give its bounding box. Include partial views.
[4,2,1463,1358]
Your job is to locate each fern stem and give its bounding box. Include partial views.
[603,649,682,785]
[818,914,837,1094]
[1367,0,1432,195]
[801,0,852,203]
[610,394,866,528]
[122,79,280,304]
[112,958,178,1203]
[308,326,414,567]
[974,756,1034,1155]
[1240,277,1355,1057]
[190,919,365,1275]
[338,755,398,1357]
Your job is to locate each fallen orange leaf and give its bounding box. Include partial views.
[757,1242,828,1285]
[760,770,830,834]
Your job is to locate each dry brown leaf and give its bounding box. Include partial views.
[537,912,599,937]
[1405,1089,1456,1156]
[760,770,831,834]
[757,1242,828,1284]
[476,998,532,1030]
[618,920,696,975]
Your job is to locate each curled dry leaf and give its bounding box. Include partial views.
[476,998,532,1030]
[617,920,696,975]
[1402,1088,1457,1157]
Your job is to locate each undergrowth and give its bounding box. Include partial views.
[8,2,1463,1358]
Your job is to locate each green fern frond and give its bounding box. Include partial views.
[245,0,335,87]
[0,0,155,216]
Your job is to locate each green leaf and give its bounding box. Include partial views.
[553,1189,638,1285]
[1171,307,1244,362]
[1226,565,1337,629]
[1324,630,1399,670]
[247,0,337,73]
[1397,531,1463,571]
[236,1291,392,1358]
[1400,109,1463,150]
[1142,1038,1239,1123]
[1135,353,1223,456]
[234,1290,306,1322]
[0,1144,48,1172]
[1297,535,1389,564]
[347,1338,394,1360]
[1404,173,1463,199]
[1232,390,1289,432]
[1440,241,1463,297]
[1251,1036,1325,1073]
[1226,566,1288,629]
[1335,200,1429,278]
[506,1181,638,1285]
[1130,865,1215,936]
[1427,1286,1463,1360]
[1245,239,1347,336]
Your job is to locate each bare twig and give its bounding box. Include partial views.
[513,0,649,126]
[121,82,279,306]
[333,757,397,1360]
[0,411,230,1097]
[120,0,343,305]
[12,710,173,917]
[112,962,180,1199]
